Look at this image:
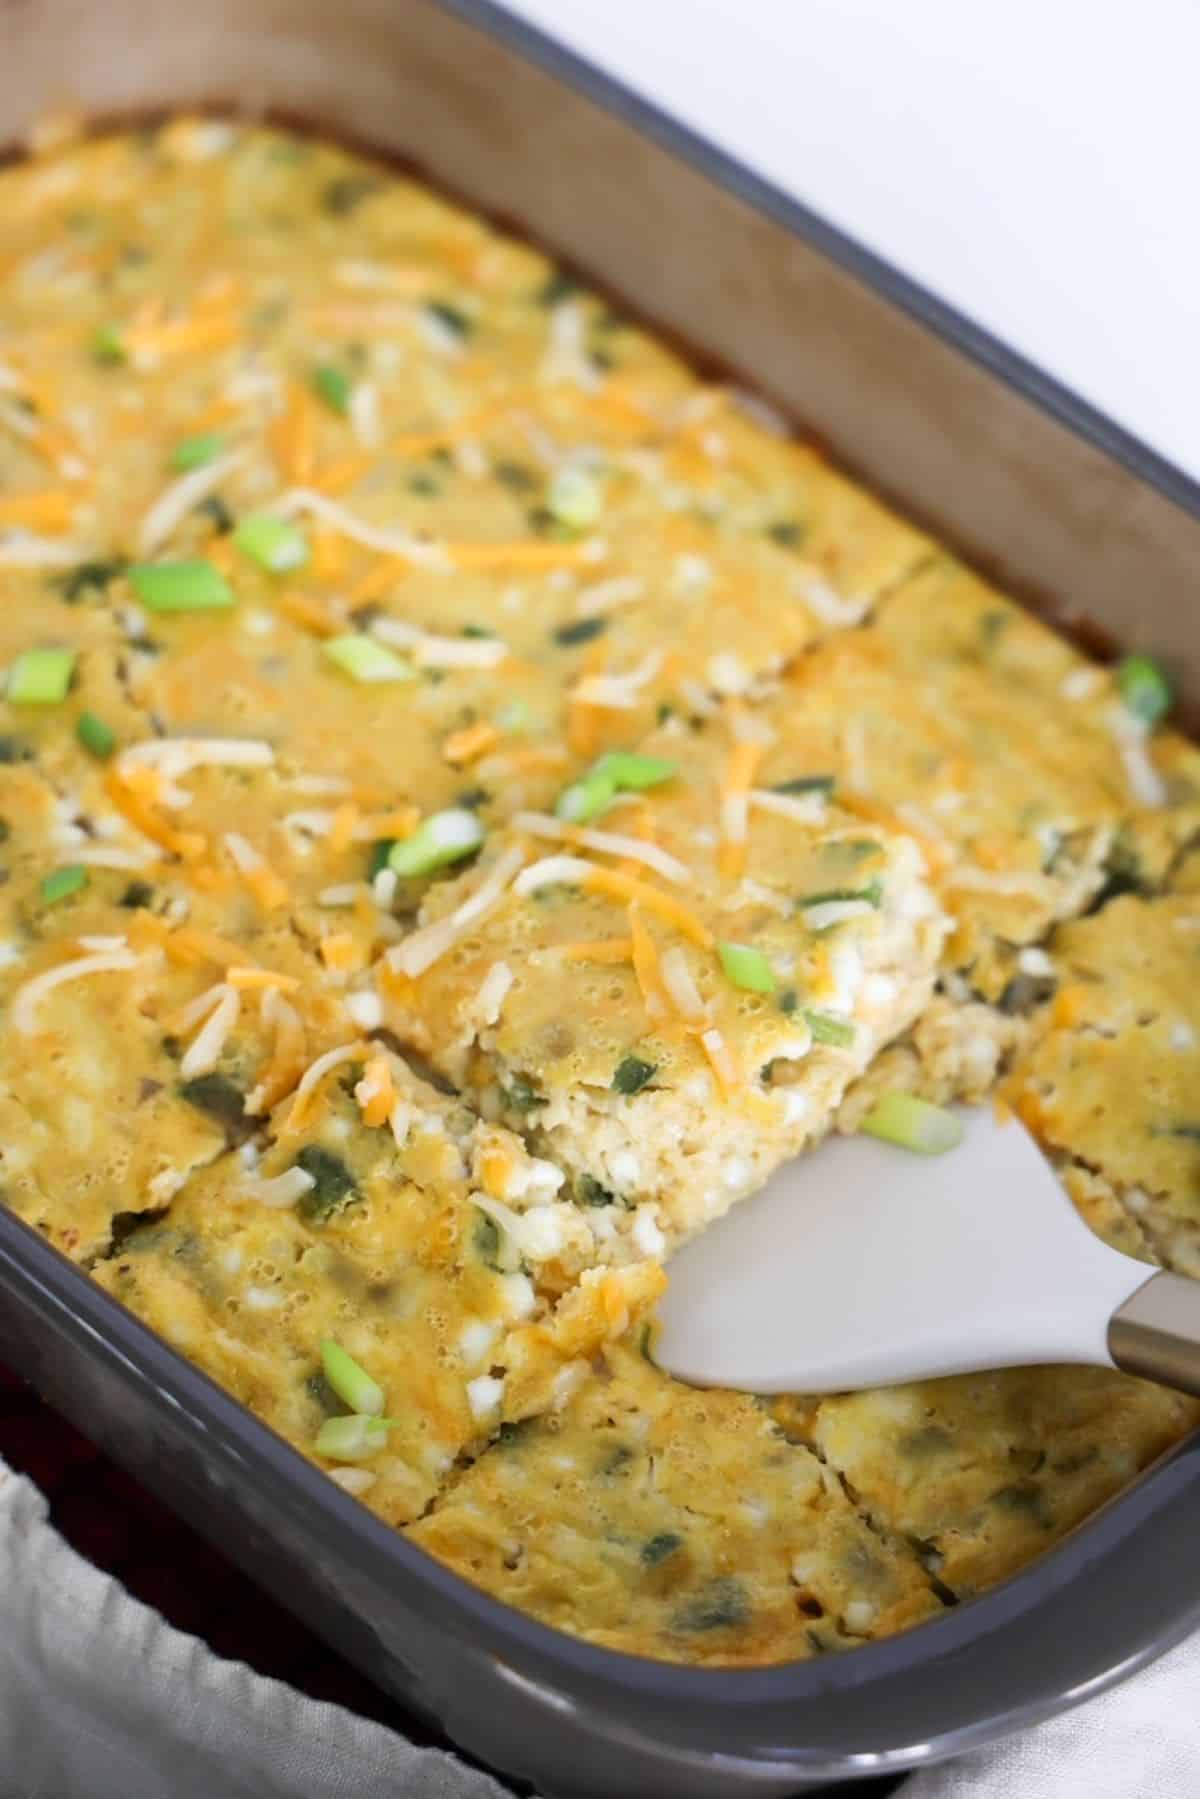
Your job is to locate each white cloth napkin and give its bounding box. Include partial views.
[0,1453,1186,1799]
[0,1461,512,1799]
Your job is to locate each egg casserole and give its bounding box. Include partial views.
[2,119,1198,1665]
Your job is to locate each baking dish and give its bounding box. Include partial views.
[1,2,1199,1793]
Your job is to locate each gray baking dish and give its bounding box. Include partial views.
[2,3,1199,1794]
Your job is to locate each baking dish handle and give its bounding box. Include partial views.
[1109,1272,1200,1397]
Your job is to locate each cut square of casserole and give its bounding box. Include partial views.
[115,575,578,832]
[380,705,947,1259]
[410,1337,945,1663]
[771,558,1200,997]
[779,1363,1199,1599]
[93,1080,664,1525]
[1008,891,1200,1276]
[0,764,362,1260]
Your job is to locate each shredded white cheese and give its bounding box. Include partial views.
[700,1026,737,1089]
[67,845,156,871]
[575,575,646,619]
[512,814,689,886]
[171,980,230,1036]
[12,948,139,1033]
[388,845,525,977]
[802,898,875,931]
[348,381,381,449]
[943,866,1056,899]
[137,450,246,556]
[0,530,88,567]
[243,1166,317,1209]
[118,738,274,781]
[370,616,508,669]
[748,788,827,826]
[288,1042,366,1112]
[180,984,240,1079]
[477,960,514,1023]
[539,301,599,391]
[571,649,664,710]
[1060,665,1106,701]
[512,854,594,897]
[706,651,750,696]
[1119,737,1167,808]
[318,883,369,908]
[675,677,719,719]
[329,1467,378,1497]
[791,568,871,628]
[272,488,452,570]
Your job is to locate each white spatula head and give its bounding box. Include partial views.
[653,1108,1155,1394]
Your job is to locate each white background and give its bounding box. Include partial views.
[506,0,1200,480]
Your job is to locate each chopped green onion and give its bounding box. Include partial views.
[538,271,578,307]
[504,1073,546,1112]
[320,1339,385,1417]
[718,942,776,993]
[90,323,126,365]
[311,364,351,416]
[388,808,484,877]
[804,1009,855,1048]
[367,838,395,879]
[774,774,836,798]
[170,431,226,472]
[555,751,677,825]
[554,617,607,647]
[128,560,235,612]
[546,467,603,530]
[800,880,883,910]
[233,513,310,573]
[315,1414,391,1462]
[8,647,76,705]
[76,711,116,759]
[295,1145,358,1222]
[322,633,414,683]
[1118,654,1171,728]
[40,864,88,906]
[55,559,125,604]
[592,752,678,792]
[556,770,617,824]
[859,1092,964,1155]
[612,1055,656,1095]
[425,300,472,339]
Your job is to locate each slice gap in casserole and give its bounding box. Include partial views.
[1006,890,1200,1277]
[790,1362,1200,1602]
[409,1336,948,1663]
[379,701,948,1265]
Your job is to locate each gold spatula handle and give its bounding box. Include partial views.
[1109,1271,1200,1397]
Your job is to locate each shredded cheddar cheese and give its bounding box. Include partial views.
[443,720,500,766]
[717,738,765,881]
[354,1053,395,1128]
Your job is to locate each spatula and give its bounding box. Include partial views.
[653,1105,1200,1398]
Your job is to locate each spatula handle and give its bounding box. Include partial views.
[1109,1271,1200,1397]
